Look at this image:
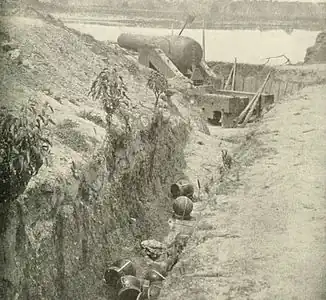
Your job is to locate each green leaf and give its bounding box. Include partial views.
[10,123,16,137]
[9,159,15,174]
[39,137,52,147]
[41,144,50,152]
[48,118,56,125]
[24,149,31,165]
[18,155,25,173]
[31,145,40,157]
[36,119,41,129]
[12,147,20,155]
[38,114,45,124]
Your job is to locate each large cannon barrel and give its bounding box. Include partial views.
[117,33,203,73]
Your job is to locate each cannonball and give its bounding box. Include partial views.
[116,275,142,291]
[148,281,163,300]
[140,279,150,295]
[105,259,136,286]
[144,269,165,283]
[114,259,136,276]
[104,266,121,286]
[136,292,147,300]
[118,288,141,300]
[172,196,193,217]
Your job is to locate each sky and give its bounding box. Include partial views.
[243,0,325,2]
[284,0,325,2]
[273,0,325,2]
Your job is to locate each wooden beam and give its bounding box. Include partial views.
[224,65,234,90]
[232,57,237,90]
[240,71,272,127]
[202,19,206,61]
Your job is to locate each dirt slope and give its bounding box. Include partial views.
[159,84,326,299]
[0,9,209,299]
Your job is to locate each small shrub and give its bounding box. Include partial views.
[0,98,54,203]
[89,67,130,130]
[147,70,168,109]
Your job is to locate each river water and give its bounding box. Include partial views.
[66,22,319,65]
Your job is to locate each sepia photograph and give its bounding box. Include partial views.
[0,0,325,299]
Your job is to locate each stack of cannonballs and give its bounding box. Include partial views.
[104,259,168,300]
[103,179,195,299]
[170,179,194,220]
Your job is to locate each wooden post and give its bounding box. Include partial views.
[277,80,281,101]
[224,65,234,90]
[242,75,245,91]
[171,23,174,35]
[179,22,187,36]
[179,14,195,36]
[202,19,206,61]
[232,57,237,90]
[290,82,294,94]
[234,71,272,127]
[268,79,274,94]
[294,82,300,92]
[283,81,289,95]
[221,77,225,89]
[240,71,272,127]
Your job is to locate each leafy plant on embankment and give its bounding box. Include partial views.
[146,70,169,179]
[0,98,55,204]
[147,70,168,110]
[87,67,134,187]
[89,67,131,132]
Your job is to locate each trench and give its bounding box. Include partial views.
[104,61,325,300]
[0,11,322,297]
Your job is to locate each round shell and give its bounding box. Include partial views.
[116,275,142,291]
[170,182,194,198]
[173,196,193,217]
[114,259,136,276]
[118,287,141,300]
[148,281,163,300]
[144,269,166,283]
[105,259,136,285]
[136,292,147,300]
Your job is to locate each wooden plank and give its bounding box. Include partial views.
[289,82,294,94]
[245,76,256,93]
[216,90,272,97]
[243,76,248,92]
[224,66,234,90]
[292,82,300,92]
[232,57,237,90]
[254,77,260,91]
[235,74,244,91]
[271,80,279,102]
[240,71,272,127]
[276,80,282,102]
[234,71,272,127]
[220,77,225,89]
[278,81,286,99]
[283,81,289,96]
[264,78,272,94]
